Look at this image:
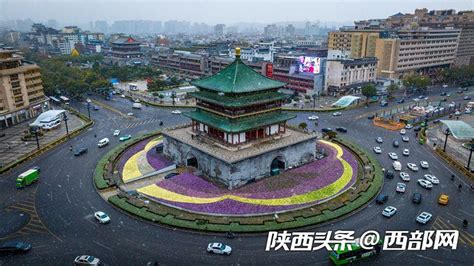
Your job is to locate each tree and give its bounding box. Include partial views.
[386,84,399,99]
[361,84,377,105]
[298,122,308,130]
[415,76,431,93]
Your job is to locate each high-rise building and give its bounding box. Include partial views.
[264,24,278,37]
[285,24,296,36]
[0,49,48,128]
[375,28,461,79]
[328,29,381,58]
[95,20,108,34]
[214,24,225,36]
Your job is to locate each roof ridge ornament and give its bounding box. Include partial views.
[235,47,241,59]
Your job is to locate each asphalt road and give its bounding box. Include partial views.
[0,88,473,265]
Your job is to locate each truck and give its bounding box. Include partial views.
[16,168,40,188]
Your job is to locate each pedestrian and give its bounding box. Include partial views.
[94,133,97,138]
[458,183,462,191]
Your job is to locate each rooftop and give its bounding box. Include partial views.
[163,125,318,164]
[191,56,286,94]
[184,109,295,133]
[189,90,288,108]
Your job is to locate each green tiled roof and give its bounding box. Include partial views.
[191,59,286,93]
[188,90,289,108]
[184,109,295,133]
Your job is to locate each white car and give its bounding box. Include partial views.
[416,212,433,224]
[465,109,472,114]
[127,112,134,116]
[405,124,413,129]
[402,136,410,142]
[402,148,410,156]
[171,110,182,115]
[420,161,429,169]
[113,130,120,136]
[455,111,462,116]
[121,94,126,98]
[417,179,433,189]
[400,172,410,182]
[207,242,232,255]
[74,255,100,265]
[376,137,383,143]
[382,206,397,218]
[373,147,382,154]
[407,163,419,171]
[308,115,319,120]
[400,129,406,135]
[332,112,342,116]
[388,152,398,160]
[396,182,406,193]
[423,174,439,185]
[448,103,456,108]
[86,98,92,103]
[94,211,111,224]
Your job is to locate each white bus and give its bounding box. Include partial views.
[59,96,70,105]
[49,96,61,104]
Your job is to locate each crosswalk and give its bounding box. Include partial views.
[125,118,163,129]
[430,215,474,246]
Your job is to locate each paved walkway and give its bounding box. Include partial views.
[427,115,474,171]
[0,111,84,168]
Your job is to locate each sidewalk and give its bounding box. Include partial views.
[0,111,84,168]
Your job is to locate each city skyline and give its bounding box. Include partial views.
[0,0,472,24]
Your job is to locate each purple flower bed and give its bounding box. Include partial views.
[146,148,174,171]
[116,139,149,176]
[145,141,360,215]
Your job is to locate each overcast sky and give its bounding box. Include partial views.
[0,0,472,24]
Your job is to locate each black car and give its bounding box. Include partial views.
[335,127,347,133]
[433,119,441,124]
[392,140,400,147]
[397,99,405,104]
[375,194,388,204]
[380,101,388,107]
[440,92,447,96]
[440,98,447,102]
[74,148,88,156]
[164,172,179,179]
[0,133,5,138]
[321,128,333,133]
[413,126,422,132]
[464,96,471,100]
[385,170,394,179]
[367,114,375,120]
[412,193,422,204]
[463,87,468,92]
[0,241,31,253]
[457,90,463,94]
[93,106,99,111]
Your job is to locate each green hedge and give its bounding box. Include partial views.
[105,137,384,232]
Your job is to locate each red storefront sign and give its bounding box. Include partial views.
[265,63,273,78]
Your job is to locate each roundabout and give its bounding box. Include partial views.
[100,133,382,232]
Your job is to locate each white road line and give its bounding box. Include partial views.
[66,192,71,204]
[446,212,463,221]
[415,254,444,264]
[93,240,114,252]
[423,146,470,186]
[459,209,474,218]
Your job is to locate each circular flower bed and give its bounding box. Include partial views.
[137,140,358,216]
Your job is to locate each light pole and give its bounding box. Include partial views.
[443,128,450,152]
[171,91,176,106]
[87,102,91,119]
[467,140,474,170]
[32,128,40,150]
[63,113,70,138]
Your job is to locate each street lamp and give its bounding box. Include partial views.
[32,128,40,150]
[171,91,177,106]
[467,140,474,170]
[63,112,70,138]
[87,102,91,119]
[443,128,450,152]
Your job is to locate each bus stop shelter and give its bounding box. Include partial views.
[440,120,474,140]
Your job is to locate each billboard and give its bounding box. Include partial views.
[298,56,321,74]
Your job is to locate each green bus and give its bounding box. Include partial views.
[329,239,382,265]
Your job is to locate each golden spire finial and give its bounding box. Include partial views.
[235,47,241,58]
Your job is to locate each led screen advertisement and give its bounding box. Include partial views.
[298,56,321,74]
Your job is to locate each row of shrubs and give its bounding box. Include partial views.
[106,137,383,232]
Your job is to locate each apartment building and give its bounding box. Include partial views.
[375,28,460,79]
[325,57,377,94]
[328,29,381,58]
[0,49,48,128]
